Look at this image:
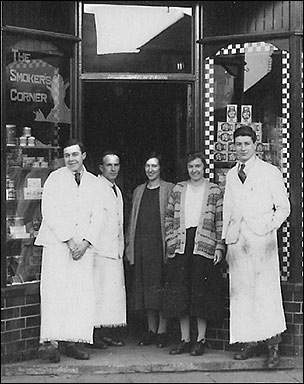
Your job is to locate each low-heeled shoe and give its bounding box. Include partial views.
[88,339,108,349]
[102,337,125,347]
[190,340,205,356]
[233,343,258,360]
[155,333,168,348]
[65,344,90,360]
[138,330,156,346]
[169,340,191,355]
[265,346,280,369]
[38,343,60,363]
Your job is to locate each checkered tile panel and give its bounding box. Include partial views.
[204,57,215,179]
[204,43,291,280]
[301,50,304,278]
[10,59,53,70]
[280,50,291,281]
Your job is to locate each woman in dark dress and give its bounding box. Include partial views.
[125,153,174,348]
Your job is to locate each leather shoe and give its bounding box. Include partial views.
[65,343,90,360]
[102,337,125,347]
[138,331,156,346]
[88,339,108,349]
[92,329,108,349]
[234,343,258,360]
[169,340,191,355]
[38,342,60,363]
[155,333,168,348]
[190,340,205,356]
[266,346,280,369]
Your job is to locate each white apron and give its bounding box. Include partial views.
[227,221,286,344]
[93,256,126,328]
[40,244,95,344]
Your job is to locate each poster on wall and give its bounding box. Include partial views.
[226,104,237,123]
[214,121,266,165]
[6,43,71,146]
[241,105,252,123]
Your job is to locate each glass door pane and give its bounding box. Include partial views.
[82,81,191,223]
[82,3,193,73]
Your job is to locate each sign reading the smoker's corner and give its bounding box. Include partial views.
[8,49,53,104]
[7,48,71,125]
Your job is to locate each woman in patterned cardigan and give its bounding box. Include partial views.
[163,152,226,356]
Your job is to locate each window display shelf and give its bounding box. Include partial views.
[6,138,60,286]
[7,237,33,242]
[7,199,41,203]
[7,166,53,171]
[3,33,72,288]
[214,161,235,167]
[7,144,60,149]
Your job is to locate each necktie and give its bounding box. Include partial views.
[112,184,118,197]
[238,163,246,184]
[74,172,81,186]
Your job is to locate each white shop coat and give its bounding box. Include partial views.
[94,175,124,259]
[35,166,102,344]
[93,175,126,327]
[222,156,290,244]
[222,156,291,343]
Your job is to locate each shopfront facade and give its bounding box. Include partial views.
[1,1,303,363]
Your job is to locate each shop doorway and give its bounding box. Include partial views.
[82,81,190,220]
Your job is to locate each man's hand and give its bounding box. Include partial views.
[71,239,90,261]
[66,238,77,252]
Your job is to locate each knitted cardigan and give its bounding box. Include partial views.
[165,180,226,259]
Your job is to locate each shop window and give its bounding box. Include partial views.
[3,1,75,35]
[203,41,291,280]
[204,42,289,179]
[82,3,193,73]
[4,36,72,285]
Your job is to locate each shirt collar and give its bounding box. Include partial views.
[100,174,116,188]
[238,155,257,172]
[72,167,84,177]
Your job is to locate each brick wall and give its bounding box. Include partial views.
[205,280,303,356]
[1,280,303,363]
[281,282,303,357]
[1,283,40,364]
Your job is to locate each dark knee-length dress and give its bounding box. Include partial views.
[132,186,164,311]
[162,227,225,324]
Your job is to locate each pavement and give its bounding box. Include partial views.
[1,335,302,380]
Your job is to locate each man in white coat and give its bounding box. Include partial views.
[92,150,126,349]
[35,139,103,362]
[222,125,290,369]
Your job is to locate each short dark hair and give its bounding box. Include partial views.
[144,152,163,168]
[186,151,207,167]
[63,138,86,153]
[99,149,121,165]
[233,126,257,143]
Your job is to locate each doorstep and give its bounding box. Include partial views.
[1,338,301,377]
